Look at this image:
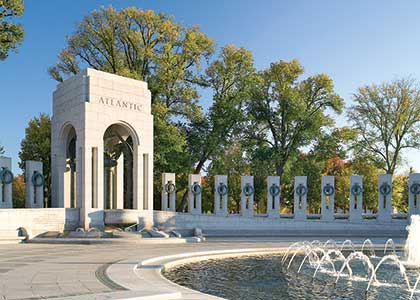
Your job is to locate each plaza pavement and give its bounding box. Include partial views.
[0,237,405,300]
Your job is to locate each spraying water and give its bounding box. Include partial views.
[405,215,420,267]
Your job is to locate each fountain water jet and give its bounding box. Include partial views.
[361,239,376,257]
[384,238,396,255]
[323,239,337,249]
[335,251,377,284]
[405,215,420,267]
[313,249,350,278]
[366,255,410,291]
[340,239,355,251]
[297,247,324,273]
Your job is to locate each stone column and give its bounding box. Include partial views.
[214,175,228,215]
[241,176,254,217]
[378,174,392,222]
[25,161,44,208]
[116,155,124,209]
[409,173,420,216]
[75,145,83,209]
[267,176,280,218]
[132,145,142,210]
[80,142,104,230]
[321,176,335,221]
[294,176,307,221]
[188,174,202,214]
[63,165,71,208]
[349,175,363,222]
[161,173,176,211]
[0,157,13,208]
[96,144,104,210]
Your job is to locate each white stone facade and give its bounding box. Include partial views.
[0,157,13,208]
[378,174,392,222]
[161,173,176,211]
[25,160,44,208]
[409,173,420,215]
[188,174,202,214]
[349,175,363,222]
[266,176,280,218]
[321,176,335,221]
[51,68,154,228]
[214,175,228,216]
[240,176,254,216]
[294,176,307,221]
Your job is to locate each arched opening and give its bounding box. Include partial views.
[103,123,136,209]
[61,124,77,208]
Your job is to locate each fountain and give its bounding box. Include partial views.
[277,216,420,298]
[405,215,420,267]
[165,216,420,300]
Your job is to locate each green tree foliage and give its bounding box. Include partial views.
[246,60,344,180]
[178,45,255,210]
[349,157,380,212]
[208,141,250,213]
[393,173,410,213]
[18,113,51,204]
[281,128,353,213]
[49,6,213,119]
[0,0,24,60]
[349,78,420,174]
[12,175,25,208]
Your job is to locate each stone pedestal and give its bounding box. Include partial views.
[0,157,13,208]
[214,175,228,216]
[350,175,363,222]
[267,176,280,218]
[321,176,335,221]
[161,173,176,211]
[240,176,254,217]
[294,176,307,221]
[378,174,392,222]
[409,173,420,216]
[25,161,44,208]
[188,174,202,214]
[115,156,124,209]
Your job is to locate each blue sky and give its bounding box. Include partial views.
[1,0,420,173]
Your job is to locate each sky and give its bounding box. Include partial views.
[1,0,420,174]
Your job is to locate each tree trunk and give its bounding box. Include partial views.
[276,164,284,180]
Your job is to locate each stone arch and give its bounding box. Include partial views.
[59,123,77,208]
[103,122,138,209]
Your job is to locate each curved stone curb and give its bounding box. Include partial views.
[105,241,407,300]
[107,247,290,300]
[27,236,203,245]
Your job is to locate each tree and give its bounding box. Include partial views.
[393,172,410,213]
[0,143,4,155]
[0,0,24,60]
[177,45,255,211]
[208,141,251,213]
[49,7,213,116]
[246,60,344,180]
[348,78,420,175]
[19,113,51,204]
[12,175,25,208]
[349,157,380,212]
[281,128,354,213]
[322,156,351,212]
